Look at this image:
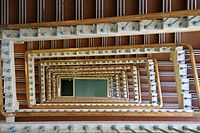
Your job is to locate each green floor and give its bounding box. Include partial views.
[61,79,107,97]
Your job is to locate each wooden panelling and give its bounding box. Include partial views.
[198,1,200,9]
[165,33,175,43]
[104,0,117,17]
[45,0,56,22]
[15,116,200,122]
[2,9,200,29]
[149,35,159,44]
[26,0,37,23]
[1,0,200,122]
[64,0,75,20]
[0,1,1,24]
[83,0,96,19]
[171,0,187,11]
[9,0,19,24]
[182,32,200,49]
[125,0,139,15]
[14,44,27,53]
[147,0,162,13]
[135,35,144,44]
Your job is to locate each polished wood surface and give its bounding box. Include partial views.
[1,9,200,30]
[1,0,200,122]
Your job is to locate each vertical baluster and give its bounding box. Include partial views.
[109,77,114,97]
[182,125,199,133]
[97,125,105,133]
[139,125,153,133]
[111,125,120,133]
[125,125,136,133]
[115,74,120,98]
[159,0,167,44]
[153,125,168,133]
[122,71,128,99]
[23,126,31,133]
[83,125,89,133]
[53,126,60,133]
[68,125,73,133]
[75,0,82,48]
[39,126,46,133]
[168,125,185,133]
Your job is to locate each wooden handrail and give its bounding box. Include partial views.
[36,58,151,105]
[22,43,199,113]
[136,65,142,104]
[46,64,134,69]
[39,58,149,104]
[25,58,163,109]
[153,58,163,107]
[1,9,200,30]
[26,43,199,105]
[45,65,141,104]
[180,43,200,107]
[26,43,176,53]
[15,111,194,117]
[43,64,135,102]
[49,66,141,103]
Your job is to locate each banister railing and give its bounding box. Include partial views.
[1,9,200,29]
[1,10,200,42]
